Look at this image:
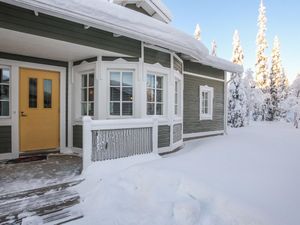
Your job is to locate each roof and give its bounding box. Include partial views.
[0,0,243,73]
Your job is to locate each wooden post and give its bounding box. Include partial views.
[82,116,92,170]
[152,118,158,154]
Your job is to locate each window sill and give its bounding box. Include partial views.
[200,115,213,121]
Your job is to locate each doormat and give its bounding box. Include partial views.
[5,155,47,164]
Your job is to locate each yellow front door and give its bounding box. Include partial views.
[19,68,60,152]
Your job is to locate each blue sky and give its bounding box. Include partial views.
[163,0,299,82]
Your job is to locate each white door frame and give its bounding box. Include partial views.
[0,58,67,160]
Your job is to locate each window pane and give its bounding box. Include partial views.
[29,78,37,108]
[175,105,178,115]
[81,103,87,116]
[122,87,133,101]
[110,102,120,116]
[81,89,87,101]
[82,74,87,87]
[156,76,163,89]
[156,90,163,103]
[122,72,133,86]
[147,89,155,102]
[110,87,120,101]
[0,85,9,100]
[175,93,178,104]
[88,103,94,116]
[0,69,10,84]
[89,73,94,87]
[44,79,52,108]
[156,104,163,115]
[122,103,133,116]
[147,103,155,115]
[0,101,9,116]
[110,72,120,86]
[147,74,155,88]
[88,88,94,101]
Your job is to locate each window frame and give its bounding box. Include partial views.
[146,72,166,116]
[0,65,11,118]
[108,69,134,118]
[80,72,95,117]
[199,85,214,121]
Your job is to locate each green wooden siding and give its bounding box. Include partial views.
[184,60,225,80]
[0,126,11,154]
[173,123,182,143]
[183,74,224,134]
[0,2,141,57]
[158,125,170,148]
[73,125,83,149]
[144,47,171,68]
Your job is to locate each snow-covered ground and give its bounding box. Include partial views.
[72,122,300,225]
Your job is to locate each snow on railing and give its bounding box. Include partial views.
[82,117,158,169]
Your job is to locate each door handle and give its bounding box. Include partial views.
[20,112,28,117]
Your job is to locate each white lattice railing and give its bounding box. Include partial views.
[82,117,158,169]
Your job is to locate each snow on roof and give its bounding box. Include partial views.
[200,55,244,73]
[2,0,243,73]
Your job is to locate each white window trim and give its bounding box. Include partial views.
[73,62,96,122]
[80,72,95,117]
[144,63,170,119]
[199,85,214,121]
[0,65,11,119]
[108,69,135,118]
[174,70,183,118]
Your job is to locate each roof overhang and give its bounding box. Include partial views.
[0,0,243,74]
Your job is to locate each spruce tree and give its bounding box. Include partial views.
[194,24,201,41]
[228,30,247,127]
[211,40,217,56]
[266,36,281,120]
[255,0,269,91]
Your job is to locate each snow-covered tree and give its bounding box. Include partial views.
[232,30,244,65]
[278,68,289,100]
[266,36,282,120]
[194,24,201,41]
[228,33,247,128]
[211,40,217,56]
[255,0,269,91]
[291,74,300,97]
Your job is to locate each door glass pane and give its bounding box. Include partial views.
[29,78,37,108]
[122,103,133,116]
[110,102,120,116]
[156,103,163,115]
[88,103,94,116]
[156,90,163,103]
[0,101,9,116]
[156,76,163,89]
[110,72,120,86]
[81,89,87,101]
[122,72,133,86]
[122,87,133,101]
[81,103,87,116]
[0,68,10,84]
[147,74,155,88]
[110,87,120,101]
[89,73,94,87]
[88,88,94,101]
[147,89,155,102]
[82,74,87,87]
[0,85,9,100]
[44,79,52,108]
[147,103,155,115]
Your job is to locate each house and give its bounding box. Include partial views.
[0,0,243,166]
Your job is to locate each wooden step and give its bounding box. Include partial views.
[0,179,83,203]
[0,180,84,225]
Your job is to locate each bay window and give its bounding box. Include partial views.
[147,73,164,116]
[200,85,214,120]
[110,71,133,117]
[0,67,10,117]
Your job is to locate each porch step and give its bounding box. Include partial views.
[0,180,84,225]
